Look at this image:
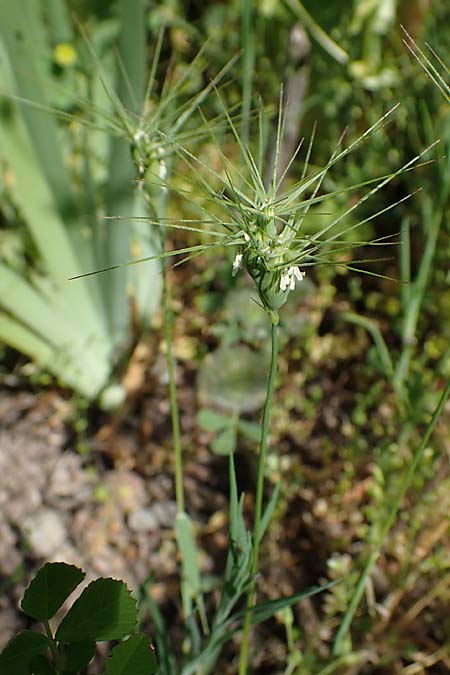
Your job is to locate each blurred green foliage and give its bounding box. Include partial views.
[0,1,162,399]
[1,0,450,672]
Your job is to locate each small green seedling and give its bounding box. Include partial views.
[0,562,157,675]
[197,408,261,455]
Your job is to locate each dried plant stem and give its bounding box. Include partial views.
[239,320,279,675]
[333,376,450,655]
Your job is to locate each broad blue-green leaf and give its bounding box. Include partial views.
[211,426,237,455]
[21,562,85,621]
[237,419,261,442]
[197,408,230,432]
[197,345,269,413]
[55,578,137,643]
[0,630,49,675]
[105,635,157,675]
[225,286,268,342]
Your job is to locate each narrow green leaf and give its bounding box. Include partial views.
[105,635,157,675]
[55,578,137,643]
[0,2,77,218]
[232,579,339,627]
[341,312,394,378]
[103,0,149,344]
[228,453,239,543]
[139,583,174,675]
[175,513,201,599]
[0,81,109,341]
[0,314,54,368]
[21,562,85,621]
[175,512,209,632]
[228,454,248,550]
[259,482,280,543]
[0,262,111,398]
[0,630,49,675]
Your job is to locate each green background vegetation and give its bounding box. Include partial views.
[0,0,449,673]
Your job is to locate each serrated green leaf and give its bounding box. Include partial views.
[0,630,49,675]
[21,563,85,621]
[105,635,157,675]
[63,640,96,672]
[197,408,230,432]
[55,578,137,643]
[211,426,237,455]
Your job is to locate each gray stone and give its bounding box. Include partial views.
[22,509,67,557]
[128,508,159,533]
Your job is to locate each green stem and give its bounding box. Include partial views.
[44,620,63,674]
[160,242,185,514]
[284,0,349,64]
[239,321,279,675]
[155,162,185,515]
[394,204,440,397]
[153,163,188,633]
[241,0,255,147]
[333,376,450,655]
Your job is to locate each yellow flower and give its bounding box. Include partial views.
[53,43,77,68]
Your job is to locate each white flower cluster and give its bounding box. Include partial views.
[133,128,147,143]
[133,128,150,176]
[279,266,305,291]
[231,231,250,276]
[232,253,243,275]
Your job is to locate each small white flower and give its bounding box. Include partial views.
[232,253,243,276]
[280,266,305,292]
[133,128,147,143]
[159,158,168,183]
[242,231,250,242]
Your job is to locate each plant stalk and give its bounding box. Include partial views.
[394,202,441,398]
[161,244,185,514]
[241,0,255,147]
[333,376,450,655]
[44,620,63,675]
[155,158,185,515]
[239,320,279,675]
